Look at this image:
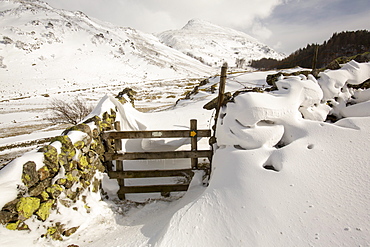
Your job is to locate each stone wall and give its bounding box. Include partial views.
[0,108,117,240]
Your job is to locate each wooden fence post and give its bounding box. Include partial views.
[190,119,198,169]
[210,62,227,145]
[114,121,125,200]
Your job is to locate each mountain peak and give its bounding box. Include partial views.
[158,19,285,68]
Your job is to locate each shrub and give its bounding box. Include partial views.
[47,97,94,125]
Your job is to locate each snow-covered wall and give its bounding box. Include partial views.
[0,95,127,240]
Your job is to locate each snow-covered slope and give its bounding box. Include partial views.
[1,61,369,246]
[0,0,215,101]
[157,19,285,68]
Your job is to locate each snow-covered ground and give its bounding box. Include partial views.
[1,61,369,246]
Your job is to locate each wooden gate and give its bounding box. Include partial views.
[102,119,212,199]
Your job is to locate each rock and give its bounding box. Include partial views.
[0,211,17,225]
[47,223,64,241]
[56,178,67,186]
[16,197,41,220]
[84,115,101,127]
[62,123,92,137]
[326,59,341,70]
[36,200,55,221]
[59,198,72,208]
[51,135,76,161]
[92,128,100,138]
[92,178,100,193]
[39,145,59,175]
[40,191,50,202]
[63,226,79,237]
[116,87,137,106]
[46,184,64,199]
[28,178,52,197]
[5,220,29,231]
[77,155,88,170]
[266,72,283,87]
[37,166,50,181]
[74,141,85,150]
[22,161,39,188]
[65,189,78,201]
[38,145,58,166]
[1,199,19,214]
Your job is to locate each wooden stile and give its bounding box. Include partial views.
[103,119,212,199]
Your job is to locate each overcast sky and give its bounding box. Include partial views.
[43,0,370,54]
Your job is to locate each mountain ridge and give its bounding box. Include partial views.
[0,0,214,100]
[157,19,285,68]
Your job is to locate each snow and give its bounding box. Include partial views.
[157,19,285,68]
[0,1,369,246]
[0,0,216,102]
[0,60,369,246]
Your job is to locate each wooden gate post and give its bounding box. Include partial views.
[216,62,227,122]
[190,119,198,169]
[210,62,227,146]
[114,121,125,200]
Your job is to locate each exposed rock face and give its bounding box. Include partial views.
[0,107,118,240]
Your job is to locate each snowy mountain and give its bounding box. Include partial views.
[0,0,215,101]
[157,19,285,68]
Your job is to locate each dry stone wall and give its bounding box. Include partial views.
[0,108,117,241]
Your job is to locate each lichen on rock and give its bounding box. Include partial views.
[22,161,39,188]
[16,197,41,220]
[36,200,55,221]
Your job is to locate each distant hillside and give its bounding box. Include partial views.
[251,30,370,70]
[157,19,285,69]
[0,0,214,101]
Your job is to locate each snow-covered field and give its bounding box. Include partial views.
[1,60,370,246]
[1,1,370,246]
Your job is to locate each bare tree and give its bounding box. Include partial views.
[47,97,94,125]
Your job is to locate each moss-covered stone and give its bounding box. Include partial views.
[46,184,64,199]
[66,170,80,182]
[28,178,52,197]
[63,123,92,136]
[90,139,105,156]
[99,121,112,131]
[78,155,88,170]
[92,128,100,138]
[74,140,85,150]
[39,145,60,176]
[5,220,29,231]
[16,197,40,220]
[22,161,39,188]
[36,200,55,221]
[40,191,50,201]
[6,221,20,230]
[47,224,63,241]
[37,166,50,181]
[56,178,67,185]
[52,136,76,161]
[38,145,58,166]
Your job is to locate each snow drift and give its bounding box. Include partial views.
[150,61,370,246]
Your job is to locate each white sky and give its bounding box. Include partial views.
[43,0,370,54]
